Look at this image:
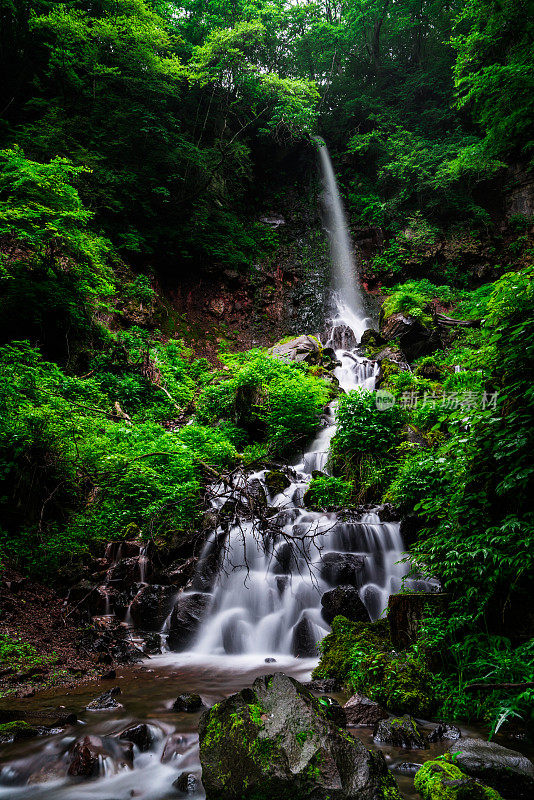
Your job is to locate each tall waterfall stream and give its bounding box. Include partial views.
[0,142,453,800]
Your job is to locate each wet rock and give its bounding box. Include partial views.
[0,709,77,727]
[100,668,116,680]
[321,585,370,625]
[447,738,534,800]
[373,715,428,749]
[119,723,154,752]
[265,657,277,663]
[381,312,441,363]
[191,532,227,592]
[291,615,319,657]
[360,329,386,348]
[172,694,203,713]
[0,720,39,743]
[199,672,402,800]
[265,470,290,496]
[173,771,201,794]
[143,632,163,655]
[303,678,340,693]
[272,542,297,574]
[270,335,322,365]
[414,759,501,800]
[129,584,176,631]
[343,694,388,727]
[247,478,267,513]
[67,579,105,616]
[328,323,358,350]
[106,556,150,589]
[428,721,461,742]
[167,592,211,651]
[274,575,289,598]
[320,553,365,587]
[161,556,198,588]
[86,686,122,711]
[317,695,346,727]
[67,735,105,777]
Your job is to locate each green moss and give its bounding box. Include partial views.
[0,720,38,740]
[414,760,502,800]
[312,616,391,686]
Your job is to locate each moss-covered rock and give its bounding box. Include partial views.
[414,759,502,800]
[0,720,39,742]
[373,715,427,749]
[199,672,403,800]
[264,470,290,496]
[311,616,391,686]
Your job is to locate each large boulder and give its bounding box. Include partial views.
[447,738,534,800]
[321,585,370,625]
[414,759,502,800]
[191,532,227,592]
[320,553,365,588]
[373,715,427,749]
[380,313,441,363]
[343,694,388,727]
[291,615,320,657]
[167,592,211,651]
[270,335,322,365]
[128,584,176,631]
[198,672,402,800]
[265,470,291,497]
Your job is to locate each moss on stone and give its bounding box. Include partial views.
[312,615,391,686]
[0,720,38,741]
[414,759,503,800]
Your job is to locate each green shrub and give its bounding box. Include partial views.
[332,389,404,460]
[305,475,353,509]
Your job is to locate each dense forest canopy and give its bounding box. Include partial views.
[1,0,534,751]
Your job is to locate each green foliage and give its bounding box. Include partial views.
[0,634,52,672]
[197,350,330,456]
[312,616,391,686]
[332,389,404,461]
[305,475,353,510]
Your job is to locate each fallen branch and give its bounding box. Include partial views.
[465,681,534,691]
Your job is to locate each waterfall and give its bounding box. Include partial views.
[315,136,371,341]
[165,140,428,659]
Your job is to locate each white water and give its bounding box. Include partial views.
[182,140,420,658]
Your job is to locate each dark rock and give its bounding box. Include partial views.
[86,686,122,711]
[247,478,267,513]
[119,723,154,752]
[303,678,340,693]
[428,722,461,743]
[173,771,201,794]
[376,504,400,522]
[291,615,319,657]
[191,532,227,592]
[172,694,203,713]
[106,556,151,589]
[320,553,365,587]
[275,575,290,595]
[0,709,77,727]
[0,720,39,743]
[392,762,422,776]
[321,585,370,625]
[388,592,448,649]
[361,329,387,348]
[316,695,346,727]
[161,557,198,588]
[143,632,163,655]
[67,579,104,616]
[272,542,297,574]
[129,584,175,631]
[399,513,425,548]
[381,314,441,363]
[343,694,388,727]
[161,733,197,763]
[265,657,277,663]
[167,592,211,651]
[373,715,428,749]
[328,323,358,350]
[264,470,290,496]
[448,737,534,800]
[67,735,105,777]
[199,672,402,800]
[100,669,116,680]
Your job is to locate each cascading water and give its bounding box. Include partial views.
[184,140,422,659]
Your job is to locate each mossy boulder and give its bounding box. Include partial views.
[198,672,403,800]
[414,759,502,800]
[264,470,290,497]
[447,738,534,800]
[0,720,39,743]
[373,715,427,749]
[312,616,391,687]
